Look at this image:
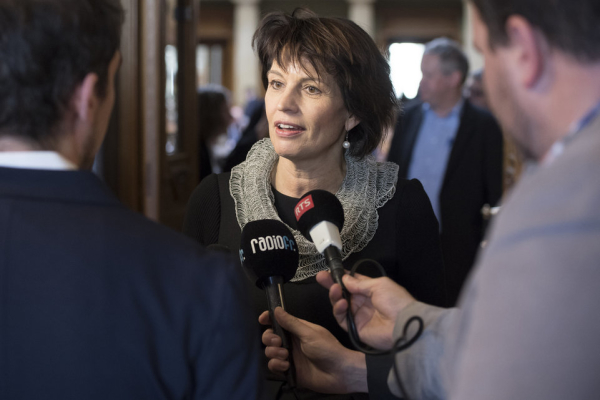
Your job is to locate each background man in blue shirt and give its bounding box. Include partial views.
[388,38,504,305]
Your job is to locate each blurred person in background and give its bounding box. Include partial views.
[197,84,236,182]
[387,38,504,306]
[466,69,524,192]
[464,69,487,109]
[222,99,269,172]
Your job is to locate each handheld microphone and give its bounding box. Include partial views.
[239,219,299,388]
[294,190,346,287]
[294,191,423,365]
[295,190,380,353]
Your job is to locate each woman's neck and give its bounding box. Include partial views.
[272,155,346,198]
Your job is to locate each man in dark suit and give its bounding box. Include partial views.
[388,38,504,305]
[0,1,260,399]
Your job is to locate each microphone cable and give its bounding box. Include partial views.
[342,259,424,400]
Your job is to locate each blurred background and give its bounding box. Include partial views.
[99,0,485,231]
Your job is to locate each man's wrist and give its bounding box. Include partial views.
[341,350,368,393]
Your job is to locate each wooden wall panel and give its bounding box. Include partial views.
[376,3,463,46]
[141,0,163,221]
[101,0,143,213]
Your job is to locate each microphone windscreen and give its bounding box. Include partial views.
[294,190,344,241]
[239,219,299,288]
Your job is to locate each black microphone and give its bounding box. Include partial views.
[294,190,346,287]
[239,219,299,388]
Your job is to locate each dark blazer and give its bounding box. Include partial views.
[387,100,504,305]
[0,166,261,400]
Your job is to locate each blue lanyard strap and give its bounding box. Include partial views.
[544,100,600,165]
[570,100,600,136]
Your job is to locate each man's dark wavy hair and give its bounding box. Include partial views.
[0,0,124,146]
[252,8,397,159]
[472,0,600,62]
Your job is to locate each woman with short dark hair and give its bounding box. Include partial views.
[197,84,233,182]
[184,8,446,399]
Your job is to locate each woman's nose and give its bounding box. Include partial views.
[277,88,299,113]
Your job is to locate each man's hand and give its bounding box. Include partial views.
[259,308,367,394]
[316,271,416,350]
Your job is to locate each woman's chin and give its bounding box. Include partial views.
[272,142,303,161]
[275,151,302,165]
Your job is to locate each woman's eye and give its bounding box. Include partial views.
[305,86,321,95]
[269,80,283,90]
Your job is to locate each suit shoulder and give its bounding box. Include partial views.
[135,210,201,245]
[399,102,423,118]
[188,172,232,205]
[464,101,500,124]
[391,178,430,207]
[192,172,219,197]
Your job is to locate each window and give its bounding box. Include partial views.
[196,43,224,87]
[389,42,425,100]
[165,44,179,154]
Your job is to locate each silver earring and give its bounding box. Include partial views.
[342,132,350,149]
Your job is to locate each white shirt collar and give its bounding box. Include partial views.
[0,151,77,170]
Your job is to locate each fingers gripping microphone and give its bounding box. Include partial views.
[239,219,299,388]
[294,190,346,287]
[294,191,422,364]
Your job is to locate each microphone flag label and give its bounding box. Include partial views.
[295,194,314,221]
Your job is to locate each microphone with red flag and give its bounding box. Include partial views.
[294,189,346,287]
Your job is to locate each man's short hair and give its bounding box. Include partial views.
[0,0,124,146]
[424,38,470,85]
[472,0,600,62]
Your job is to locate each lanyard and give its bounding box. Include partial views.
[571,101,600,134]
[544,100,600,165]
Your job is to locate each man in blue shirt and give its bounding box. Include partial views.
[408,99,464,224]
[388,38,504,306]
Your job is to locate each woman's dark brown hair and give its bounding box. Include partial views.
[252,8,397,159]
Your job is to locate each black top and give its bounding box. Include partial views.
[272,187,301,228]
[183,172,446,399]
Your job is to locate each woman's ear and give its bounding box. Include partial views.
[345,114,360,132]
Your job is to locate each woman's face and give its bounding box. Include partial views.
[265,59,358,165]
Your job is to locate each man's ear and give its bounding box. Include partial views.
[505,15,546,89]
[345,114,360,132]
[73,73,100,123]
[448,70,463,89]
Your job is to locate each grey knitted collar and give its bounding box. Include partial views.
[230,138,398,281]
